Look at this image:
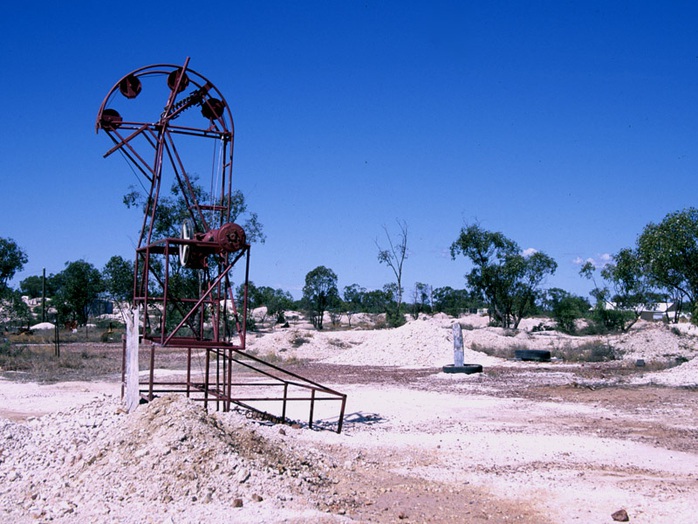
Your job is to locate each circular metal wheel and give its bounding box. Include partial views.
[95,58,236,248]
[96,59,248,347]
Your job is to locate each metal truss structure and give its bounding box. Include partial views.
[97,59,345,432]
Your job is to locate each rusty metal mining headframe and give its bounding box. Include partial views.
[96,58,346,432]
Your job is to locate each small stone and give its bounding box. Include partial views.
[236,468,250,483]
[233,498,244,508]
[611,509,630,522]
[58,500,75,515]
[251,493,263,502]
[278,428,286,436]
[29,507,44,519]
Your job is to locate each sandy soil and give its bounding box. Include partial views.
[1,315,697,523]
[0,380,116,422]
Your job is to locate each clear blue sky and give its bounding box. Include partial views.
[2,1,697,300]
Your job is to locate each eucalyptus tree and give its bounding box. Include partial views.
[343,283,366,327]
[252,285,294,324]
[376,220,408,319]
[432,286,474,317]
[580,244,663,332]
[124,178,265,245]
[53,260,104,325]
[411,282,432,318]
[102,256,135,304]
[450,224,557,329]
[0,237,27,295]
[302,266,339,330]
[543,288,590,334]
[637,207,698,320]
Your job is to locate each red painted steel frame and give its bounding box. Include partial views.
[100,59,346,432]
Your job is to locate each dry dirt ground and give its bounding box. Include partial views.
[1,316,697,523]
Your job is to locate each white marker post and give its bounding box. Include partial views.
[124,306,140,413]
[452,323,464,367]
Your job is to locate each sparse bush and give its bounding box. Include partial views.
[247,348,304,366]
[551,341,618,362]
[0,342,118,382]
[373,317,389,330]
[242,316,257,332]
[469,341,524,360]
[578,311,633,336]
[328,338,350,349]
[0,340,23,358]
[94,318,121,330]
[100,331,114,343]
[471,338,621,363]
[0,344,31,371]
[58,356,85,369]
[291,334,311,347]
[531,322,555,333]
[587,343,617,362]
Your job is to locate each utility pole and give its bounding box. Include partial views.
[42,268,46,323]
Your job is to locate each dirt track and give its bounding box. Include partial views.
[279,362,698,523]
[1,347,697,523]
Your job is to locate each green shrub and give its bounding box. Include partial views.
[583,308,635,334]
[386,309,406,328]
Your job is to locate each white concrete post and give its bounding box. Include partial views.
[124,306,140,413]
[452,323,464,367]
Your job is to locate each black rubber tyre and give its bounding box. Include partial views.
[514,349,551,362]
[442,364,483,374]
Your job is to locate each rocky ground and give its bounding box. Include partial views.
[1,314,697,523]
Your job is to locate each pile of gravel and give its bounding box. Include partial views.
[0,395,345,523]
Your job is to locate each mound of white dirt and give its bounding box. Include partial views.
[248,315,502,368]
[29,322,55,330]
[0,395,345,523]
[610,322,698,361]
[322,316,501,368]
[247,315,698,377]
[632,356,698,387]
